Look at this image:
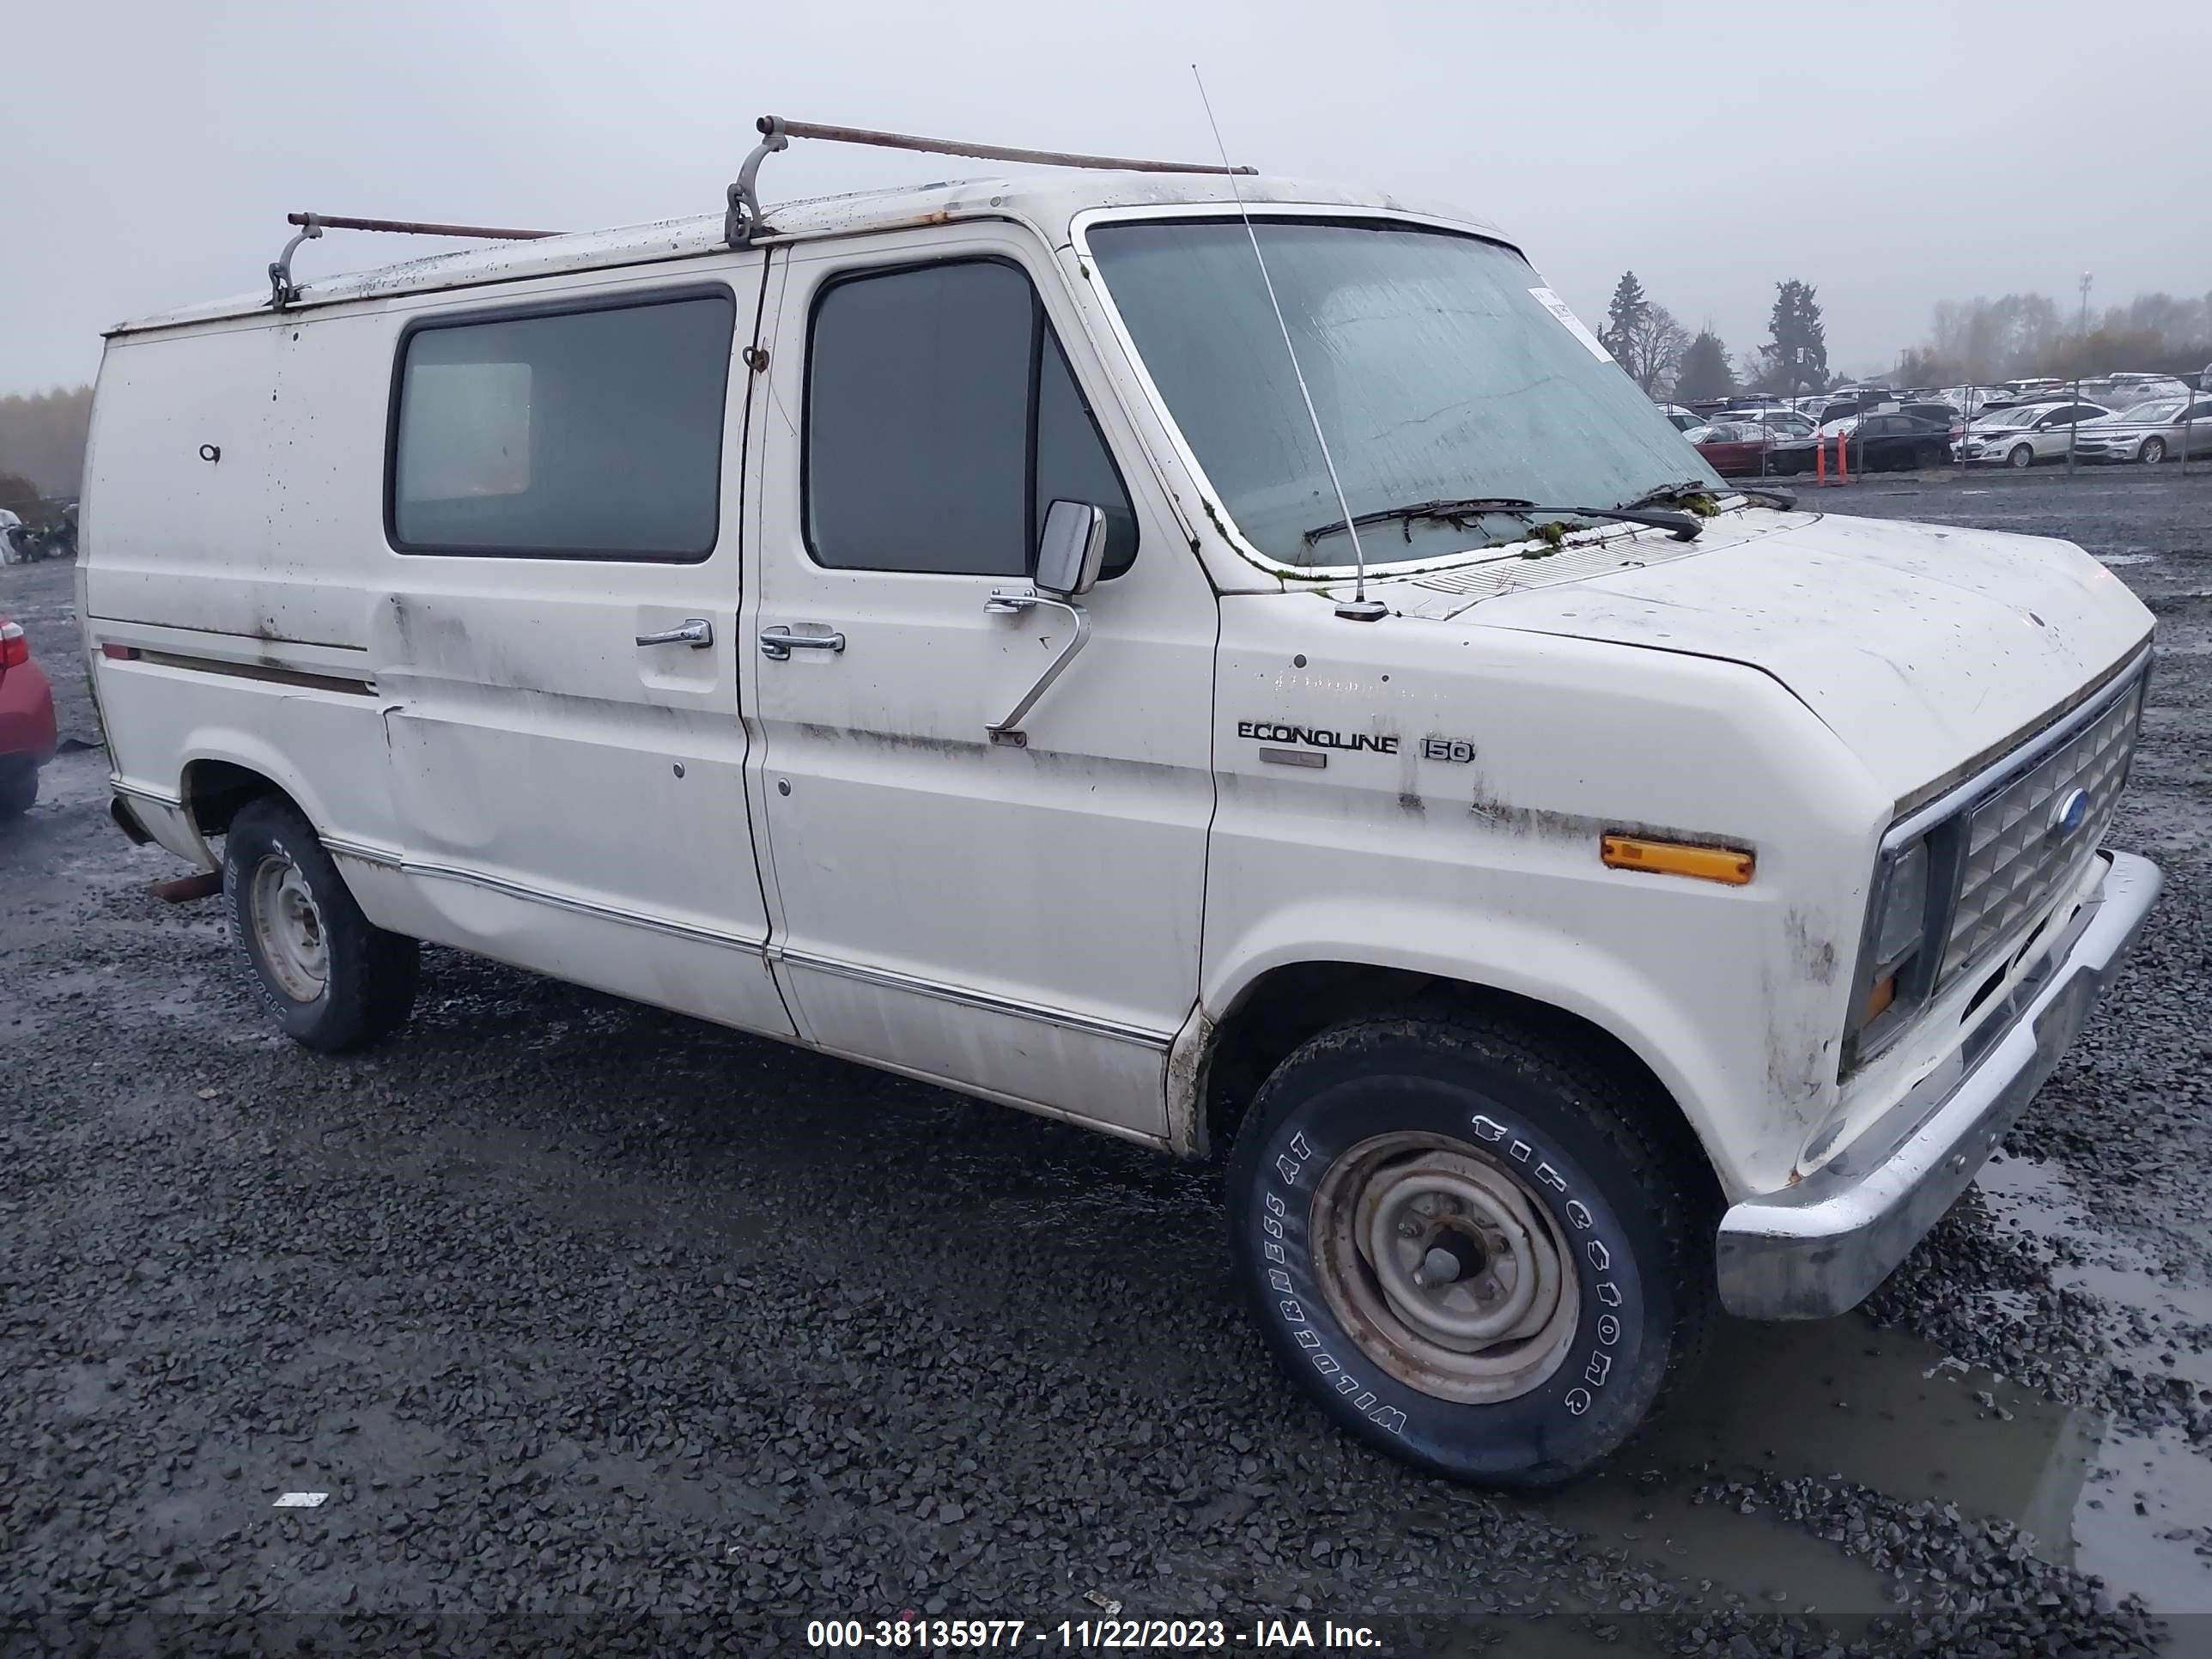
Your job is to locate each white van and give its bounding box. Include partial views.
[81,124,2159,1487]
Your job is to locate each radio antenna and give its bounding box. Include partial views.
[1190,66,1384,622]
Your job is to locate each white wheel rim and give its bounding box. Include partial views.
[249,853,329,1003]
[1310,1131,1581,1405]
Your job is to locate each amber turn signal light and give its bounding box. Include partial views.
[1600,835,1754,886]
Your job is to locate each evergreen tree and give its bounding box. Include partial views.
[1674,331,1735,402]
[1758,281,1830,395]
[1600,272,1650,367]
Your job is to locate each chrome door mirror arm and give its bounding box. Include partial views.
[986,588,1091,740]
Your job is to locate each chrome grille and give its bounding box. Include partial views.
[1940,677,2142,982]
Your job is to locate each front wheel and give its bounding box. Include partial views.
[2141,437,2166,465]
[2007,443,2035,469]
[224,796,419,1052]
[1227,1012,1715,1488]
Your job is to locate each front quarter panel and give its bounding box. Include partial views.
[1202,599,1892,1199]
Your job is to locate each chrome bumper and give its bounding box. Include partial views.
[1715,850,2160,1320]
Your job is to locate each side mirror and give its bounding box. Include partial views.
[1035,499,1108,599]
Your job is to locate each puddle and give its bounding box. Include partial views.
[1977,1152,2212,1330]
[1531,1314,2210,1620]
[2075,1425,2212,1617]
[2098,552,2158,567]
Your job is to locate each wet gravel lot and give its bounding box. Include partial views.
[3,471,2209,1656]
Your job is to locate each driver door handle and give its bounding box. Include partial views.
[759,625,847,660]
[635,618,714,649]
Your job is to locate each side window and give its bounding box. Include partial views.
[805,258,1138,579]
[391,290,734,560]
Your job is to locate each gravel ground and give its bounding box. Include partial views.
[3,471,2208,1656]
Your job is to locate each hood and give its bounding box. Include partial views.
[1373,509,2153,807]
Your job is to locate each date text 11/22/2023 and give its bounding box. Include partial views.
[804,1617,1382,1649]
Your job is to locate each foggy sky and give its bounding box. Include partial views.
[6,0,2209,396]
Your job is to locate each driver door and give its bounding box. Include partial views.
[738,228,1218,1140]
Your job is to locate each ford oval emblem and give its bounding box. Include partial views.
[2050,786,2092,840]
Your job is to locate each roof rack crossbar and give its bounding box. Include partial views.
[726,113,1256,248]
[268,211,561,310]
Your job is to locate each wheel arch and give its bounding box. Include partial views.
[1188,945,1724,1203]
[179,734,337,846]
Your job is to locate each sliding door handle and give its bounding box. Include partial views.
[636,618,714,648]
[759,625,847,660]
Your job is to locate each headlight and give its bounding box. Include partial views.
[1853,837,1932,1036]
[1872,839,1929,970]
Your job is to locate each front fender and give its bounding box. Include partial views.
[1200,895,1745,1193]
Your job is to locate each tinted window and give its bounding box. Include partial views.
[392,292,733,559]
[805,259,1136,579]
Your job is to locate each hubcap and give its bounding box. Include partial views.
[249,853,329,1003]
[1310,1132,1579,1404]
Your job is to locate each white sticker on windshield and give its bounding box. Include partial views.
[1528,287,1615,362]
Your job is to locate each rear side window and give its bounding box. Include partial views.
[390,289,735,560]
[804,258,1137,579]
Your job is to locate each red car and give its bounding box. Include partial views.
[1686,419,1782,476]
[0,617,58,818]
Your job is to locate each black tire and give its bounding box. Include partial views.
[1227,1011,1715,1488]
[0,760,37,820]
[223,795,418,1052]
[2007,442,2035,470]
[2141,437,2166,465]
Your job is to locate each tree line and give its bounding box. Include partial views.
[1600,272,1830,403]
[1601,271,2211,404]
[0,386,93,513]
[1898,291,2212,386]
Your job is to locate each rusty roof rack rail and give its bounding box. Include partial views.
[724,114,1257,249]
[268,212,560,310]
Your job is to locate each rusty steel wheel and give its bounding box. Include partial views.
[1310,1131,1580,1405]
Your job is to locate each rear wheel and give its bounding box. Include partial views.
[0,759,37,820]
[2007,442,2035,469]
[224,796,418,1052]
[1227,1011,1715,1488]
[2141,437,2166,465]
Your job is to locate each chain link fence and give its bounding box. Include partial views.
[1690,373,2212,489]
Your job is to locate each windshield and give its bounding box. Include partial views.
[1972,407,2039,428]
[1084,218,1719,568]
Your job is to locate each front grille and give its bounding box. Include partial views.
[1938,675,2143,982]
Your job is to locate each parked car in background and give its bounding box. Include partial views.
[1656,403,1704,431]
[1955,401,2112,468]
[2081,374,2191,410]
[2074,397,2212,465]
[1762,411,1951,476]
[1686,420,1783,475]
[1898,402,1966,439]
[0,617,58,817]
[1845,412,1955,472]
[0,509,21,565]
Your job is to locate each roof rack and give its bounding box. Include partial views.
[268,212,559,310]
[724,114,1257,248]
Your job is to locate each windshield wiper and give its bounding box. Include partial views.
[1304,495,1701,548]
[1626,478,1797,514]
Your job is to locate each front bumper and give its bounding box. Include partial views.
[1715,849,2160,1320]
